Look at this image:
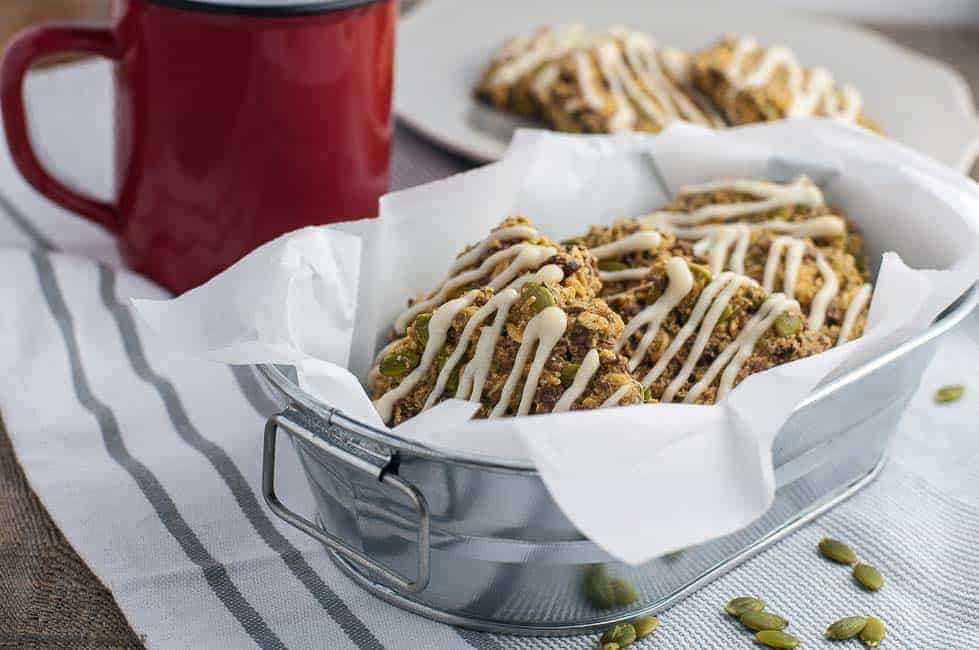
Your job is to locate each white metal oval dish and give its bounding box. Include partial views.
[396,0,979,171]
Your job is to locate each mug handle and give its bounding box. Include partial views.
[1,25,121,233]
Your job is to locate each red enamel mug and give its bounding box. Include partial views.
[1,0,395,293]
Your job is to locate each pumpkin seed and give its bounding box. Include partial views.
[611,578,639,606]
[561,237,585,247]
[718,304,733,324]
[520,282,556,314]
[935,384,964,404]
[378,348,419,377]
[741,611,788,632]
[584,566,615,610]
[819,537,857,565]
[688,262,712,282]
[600,644,620,650]
[859,617,886,647]
[633,615,659,639]
[561,363,580,387]
[754,630,801,648]
[411,313,432,345]
[600,623,636,647]
[598,260,630,272]
[774,312,803,337]
[853,564,884,591]
[725,596,765,617]
[824,615,868,640]
[642,385,654,403]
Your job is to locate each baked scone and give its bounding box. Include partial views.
[371,218,642,425]
[540,29,725,134]
[607,256,834,404]
[474,24,587,119]
[691,37,882,132]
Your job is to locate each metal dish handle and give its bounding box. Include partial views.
[262,412,431,593]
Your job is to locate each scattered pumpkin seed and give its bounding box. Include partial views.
[561,363,580,387]
[611,578,639,606]
[819,537,857,565]
[935,384,964,404]
[754,630,801,648]
[411,313,431,345]
[741,611,788,632]
[853,563,884,591]
[774,312,803,337]
[600,623,636,647]
[859,617,886,647]
[633,615,659,639]
[725,596,766,617]
[584,566,615,610]
[520,282,556,314]
[642,385,654,403]
[601,643,619,650]
[824,615,868,640]
[598,260,630,272]
[378,348,419,377]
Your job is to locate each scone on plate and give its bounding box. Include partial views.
[474,24,587,119]
[370,218,642,425]
[690,36,882,132]
[540,29,725,133]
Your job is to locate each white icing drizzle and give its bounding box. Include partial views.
[599,268,652,283]
[590,230,662,260]
[683,293,799,403]
[531,62,561,103]
[574,50,606,111]
[690,224,751,275]
[490,23,586,87]
[552,348,601,413]
[490,306,568,418]
[722,37,862,123]
[448,224,539,275]
[601,383,635,408]
[640,272,751,392]
[762,236,806,298]
[594,38,637,131]
[660,274,751,402]
[395,239,555,334]
[617,257,695,371]
[808,252,839,330]
[619,30,715,127]
[422,288,519,412]
[374,293,477,423]
[837,283,872,346]
[644,177,824,227]
[453,265,564,403]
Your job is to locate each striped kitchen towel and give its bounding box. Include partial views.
[1,59,978,649]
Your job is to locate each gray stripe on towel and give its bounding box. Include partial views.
[31,250,286,650]
[99,265,385,650]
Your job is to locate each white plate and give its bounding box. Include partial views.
[396,0,979,172]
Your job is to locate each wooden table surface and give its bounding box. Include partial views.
[0,12,977,648]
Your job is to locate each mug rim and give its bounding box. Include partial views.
[145,0,387,16]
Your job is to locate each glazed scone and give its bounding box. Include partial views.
[474,24,587,119]
[576,178,872,346]
[608,256,835,404]
[541,29,724,134]
[371,218,643,425]
[691,37,881,132]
